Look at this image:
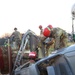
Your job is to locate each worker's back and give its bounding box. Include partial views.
[51,27,68,49]
[12,30,21,40]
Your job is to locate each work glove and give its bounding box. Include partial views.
[43,42,48,45]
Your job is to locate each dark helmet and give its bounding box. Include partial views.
[14,27,17,30]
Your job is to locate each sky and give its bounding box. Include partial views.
[0,0,75,37]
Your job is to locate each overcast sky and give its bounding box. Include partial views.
[0,0,75,37]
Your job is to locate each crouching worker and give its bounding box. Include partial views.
[43,25,68,50]
[38,25,55,56]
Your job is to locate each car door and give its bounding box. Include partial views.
[64,50,75,75]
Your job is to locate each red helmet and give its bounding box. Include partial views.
[48,25,53,29]
[43,27,51,37]
[39,25,42,29]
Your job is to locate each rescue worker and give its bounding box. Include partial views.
[38,25,55,56]
[39,25,43,35]
[43,25,68,50]
[38,25,46,41]
[4,40,8,47]
[11,27,22,48]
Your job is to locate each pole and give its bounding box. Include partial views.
[7,39,12,75]
[72,17,74,36]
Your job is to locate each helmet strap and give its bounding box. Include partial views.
[47,27,51,31]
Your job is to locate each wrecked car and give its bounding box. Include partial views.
[14,43,75,75]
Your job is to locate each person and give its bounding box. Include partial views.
[38,25,55,56]
[38,25,46,41]
[10,27,22,48]
[43,25,68,50]
[4,39,8,47]
[39,25,43,35]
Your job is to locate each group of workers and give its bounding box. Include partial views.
[8,24,68,56]
[39,24,68,56]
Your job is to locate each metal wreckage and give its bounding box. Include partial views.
[0,29,46,75]
[0,29,75,75]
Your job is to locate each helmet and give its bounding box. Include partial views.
[39,25,42,29]
[14,27,17,30]
[48,25,53,29]
[43,27,51,37]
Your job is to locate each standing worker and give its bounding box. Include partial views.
[38,25,46,41]
[11,27,22,48]
[43,25,68,50]
[39,25,43,35]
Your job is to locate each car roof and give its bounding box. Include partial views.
[55,44,75,54]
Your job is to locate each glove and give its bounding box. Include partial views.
[43,42,48,45]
